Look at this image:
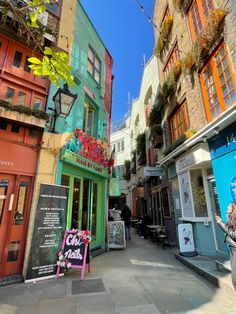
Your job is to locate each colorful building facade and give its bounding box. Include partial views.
[153,0,236,257]
[23,0,113,276]
[0,2,59,281]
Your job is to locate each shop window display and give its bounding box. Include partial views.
[190,169,207,217]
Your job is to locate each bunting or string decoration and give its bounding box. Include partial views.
[133,0,186,56]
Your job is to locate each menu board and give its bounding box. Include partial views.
[56,230,89,280]
[108,221,126,249]
[25,184,69,282]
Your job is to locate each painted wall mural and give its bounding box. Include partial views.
[65,128,114,169]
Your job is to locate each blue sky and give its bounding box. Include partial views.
[80,0,155,124]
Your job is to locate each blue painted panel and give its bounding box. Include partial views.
[209,123,236,160]
[193,223,216,256]
[211,149,236,221]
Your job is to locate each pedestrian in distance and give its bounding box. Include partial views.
[121,204,132,240]
[215,201,236,290]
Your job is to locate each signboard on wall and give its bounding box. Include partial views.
[25,184,69,283]
[144,167,165,177]
[108,221,126,249]
[209,122,236,220]
[178,172,194,218]
[178,223,196,256]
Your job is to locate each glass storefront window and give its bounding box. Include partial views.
[91,183,98,240]
[190,169,207,217]
[71,178,80,229]
[61,174,70,187]
[7,241,20,262]
[14,181,28,225]
[0,180,8,224]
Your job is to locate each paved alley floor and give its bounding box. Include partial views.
[0,230,236,314]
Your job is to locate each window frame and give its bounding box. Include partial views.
[87,46,101,85]
[46,0,62,18]
[200,43,236,122]
[169,100,190,143]
[188,0,214,41]
[163,42,180,79]
[82,101,96,137]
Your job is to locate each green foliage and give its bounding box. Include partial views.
[3,0,74,87]
[0,100,50,121]
[150,124,163,138]
[136,133,146,156]
[131,150,136,174]
[28,48,74,87]
[149,106,162,128]
[163,134,186,156]
[123,160,131,181]
[28,0,53,28]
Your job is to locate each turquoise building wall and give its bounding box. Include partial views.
[47,1,108,139]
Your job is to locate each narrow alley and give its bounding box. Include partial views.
[0,230,235,314]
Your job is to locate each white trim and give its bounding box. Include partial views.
[25,273,64,284]
[160,106,236,165]
[179,217,211,222]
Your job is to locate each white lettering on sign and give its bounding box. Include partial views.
[176,155,194,172]
[66,234,83,246]
[226,133,236,146]
[64,248,83,260]
[0,160,14,166]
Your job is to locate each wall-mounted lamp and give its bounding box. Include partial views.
[202,135,207,143]
[213,127,219,136]
[51,83,77,133]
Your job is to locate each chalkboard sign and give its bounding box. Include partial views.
[108,221,126,249]
[56,230,90,280]
[25,184,69,283]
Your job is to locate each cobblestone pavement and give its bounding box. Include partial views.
[0,230,236,314]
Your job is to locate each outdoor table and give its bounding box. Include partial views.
[146,225,165,233]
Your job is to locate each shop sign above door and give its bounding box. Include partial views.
[144,167,165,177]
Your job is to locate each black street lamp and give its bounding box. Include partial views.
[51,83,77,132]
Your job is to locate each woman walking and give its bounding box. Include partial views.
[215,201,236,289]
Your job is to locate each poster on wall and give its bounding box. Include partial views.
[25,184,69,283]
[178,223,196,257]
[56,230,90,280]
[178,172,194,218]
[108,221,126,249]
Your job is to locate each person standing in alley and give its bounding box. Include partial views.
[215,201,236,290]
[121,204,132,240]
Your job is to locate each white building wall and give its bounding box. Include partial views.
[110,118,132,208]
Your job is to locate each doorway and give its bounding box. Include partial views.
[0,173,32,278]
[62,174,100,249]
[208,178,228,257]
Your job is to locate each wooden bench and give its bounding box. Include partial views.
[215,259,231,272]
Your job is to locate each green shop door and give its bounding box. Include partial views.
[62,174,101,249]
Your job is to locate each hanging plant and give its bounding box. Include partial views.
[154,16,173,57]
[123,160,131,180]
[182,51,195,74]
[184,129,196,139]
[173,60,182,80]
[0,99,50,121]
[172,0,192,13]
[149,124,163,141]
[149,105,162,128]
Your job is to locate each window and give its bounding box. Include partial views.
[163,43,180,78]
[13,51,23,68]
[33,98,43,110]
[87,47,101,84]
[16,92,26,106]
[24,56,31,72]
[46,0,61,17]
[83,102,95,136]
[200,44,236,122]
[121,140,124,151]
[5,87,15,102]
[188,0,214,41]
[170,101,190,143]
[117,142,121,152]
[0,120,7,130]
[14,181,29,225]
[190,169,207,217]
